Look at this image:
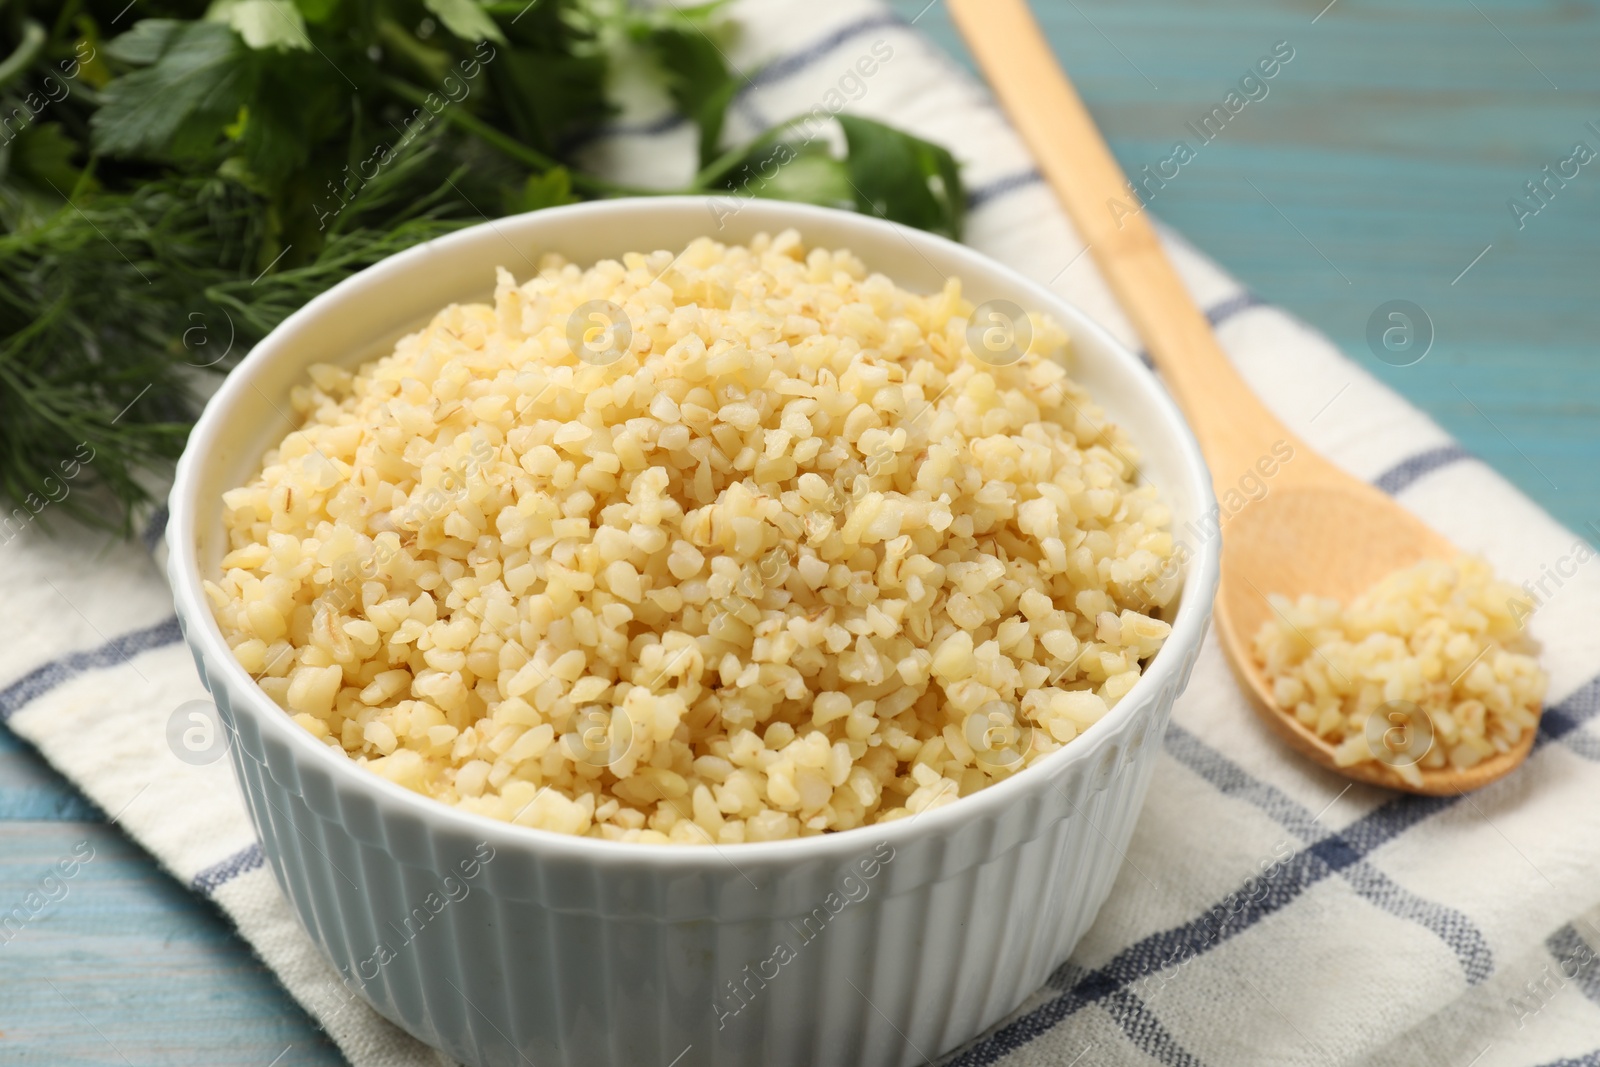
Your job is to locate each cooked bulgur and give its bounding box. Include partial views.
[1253,556,1546,785]
[206,231,1179,843]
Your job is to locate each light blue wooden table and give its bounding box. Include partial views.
[3,1,1596,1062]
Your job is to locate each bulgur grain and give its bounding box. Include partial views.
[1253,556,1546,785]
[208,233,1179,843]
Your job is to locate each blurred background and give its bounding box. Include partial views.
[4,1,1596,1062]
[888,0,1598,536]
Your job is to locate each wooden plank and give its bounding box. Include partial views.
[0,820,341,1065]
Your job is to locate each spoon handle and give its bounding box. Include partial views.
[949,0,1299,486]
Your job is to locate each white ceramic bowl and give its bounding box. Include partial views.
[168,198,1218,1067]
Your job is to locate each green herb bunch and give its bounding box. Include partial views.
[0,0,964,534]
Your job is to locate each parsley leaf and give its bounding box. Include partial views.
[206,0,312,52]
[91,21,253,161]
[424,0,507,45]
[709,137,852,210]
[838,114,964,239]
[706,115,965,238]
[506,166,579,213]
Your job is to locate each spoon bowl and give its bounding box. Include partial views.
[1212,465,1535,795]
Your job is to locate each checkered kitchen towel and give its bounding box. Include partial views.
[6,1,1600,1064]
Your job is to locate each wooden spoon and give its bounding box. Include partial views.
[948,0,1535,794]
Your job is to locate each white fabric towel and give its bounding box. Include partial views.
[6,2,1600,1065]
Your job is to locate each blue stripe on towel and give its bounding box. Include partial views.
[1374,443,1473,496]
[1204,291,1265,327]
[1558,729,1600,763]
[191,842,265,897]
[967,169,1042,211]
[1131,292,1265,367]
[1535,674,1600,747]
[141,504,169,554]
[562,112,690,154]
[738,14,901,93]
[1536,1054,1600,1067]
[1545,924,1600,1009]
[0,614,183,723]
[948,672,1600,1067]
[1101,988,1212,1067]
[1164,725,1494,983]
[1338,861,1495,980]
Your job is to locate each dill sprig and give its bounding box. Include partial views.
[0,175,249,531]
